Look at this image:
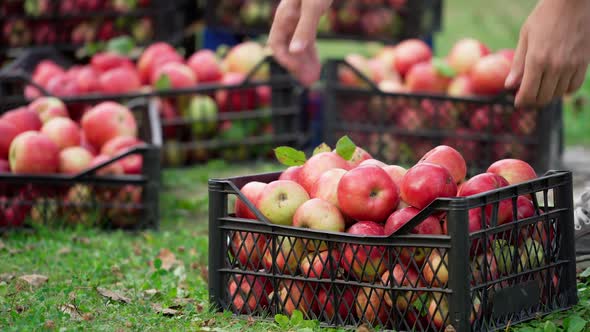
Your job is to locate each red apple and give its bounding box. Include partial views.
[9,131,59,174]
[510,108,537,136]
[262,236,306,274]
[423,250,448,287]
[256,180,310,225]
[0,119,19,159]
[355,287,390,327]
[496,49,515,63]
[137,42,182,84]
[100,136,145,174]
[405,61,450,93]
[310,168,347,209]
[41,117,81,150]
[300,249,340,279]
[446,38,490,74]
[516,196,535,219]
[347,147,373,168]
[343,221,387,281]
[428,292,480,329]
[28,97,68,123]
[81,101,137,149]
[393,39,432,77]
[400,163,457,210]
[187,49,224,83]
[419,145,467,184]
[275,280,314,317]
[228,274,273,314]
[75,66,100,94]
[299,152,350,193]
[230,231,267,269]
[278,166,302,183]
[1,107,42,134]
[0,159,9,173]
[359,159,388,168]
[99,66,142,94]
[469,106,504,133]
[151,62,197,88]
[397,107,424,131]
[338,165,399,223]
[447,74,474,97]
[90,51,134,73]
[374,46,396,72]
[382,165,407,190]
[235,181,267,219]
[214,73,257,112]
[293,198,345,250]
[382,265,424,319]
[458,173,513,225]
[487,158,537,185]
[89,155,124,176]
[471,54,511,95]
[317,286,356,322]
[59,146,94,174]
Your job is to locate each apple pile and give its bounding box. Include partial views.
[228,136,553,329]
[217,0,412,39]
[0,96,145,228]
[1,1,154,48]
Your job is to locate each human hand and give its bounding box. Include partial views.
[267,0,332,87]
[505,0,590,107]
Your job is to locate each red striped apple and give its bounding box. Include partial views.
[317,285,356,322]
[310,168,347,208]
[262,235,306,274]
[471,54,511,95]
[382,165,407,190]
[423,250,448,287]
[393,39,432,77]
[419,145,467,184]
[487,158,537,185]
[405,61,451,93]
[447,74,474,97]
[187,49,223,83]
[1,107,42,135]
[235,181,267,219]
[0,119,19,159]
[300,249,340,279]
[81,101,137,149]
[275,280,315,317]
[347,147,373,168]
[101,136,145,174]
[343,221,388,281]
[228,274,273,314]
[9,131,59,174]
[28,97,68,123]
[458,172,513,225]
[278,166,302,183]
[300,152,350,193]
[41,117,81,150]
[59,146,93,174]
[400,163,457,210]
[89,155,124,176]
[355,287,390,327]
[151,62,197,88]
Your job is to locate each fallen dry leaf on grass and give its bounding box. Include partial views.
[18,274,48,287]
[0,240,5,250]
[96,287,131,304]
[0,273,15,283]
[57,247,72,255]
[151,303,180,316]
[143,289,160,297]
[150,248,181,271]
[200,266,208,283]
[59,304,82,320]
[72,236,90,245]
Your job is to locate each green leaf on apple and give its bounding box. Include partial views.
[432,58,457,78]
[313,143,331,155]
[274,146,307,166]
[155,74,172,91]
[107,36,136,56]
[335,135,356,161]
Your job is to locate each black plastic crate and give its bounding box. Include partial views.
[0,97,162,231]
[0,0,184,58]
[152,57,309,167]
[205,0,442,43]
[322,59,563,176]
[208,170,578,331]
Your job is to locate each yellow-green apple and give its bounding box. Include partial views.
[518,238,544,271]
[278,166,302,183]
[346,146,373,168]
[423,250,448,287]
[393,39,432,77]
[343,221,388,281]
[228,274,273,314]
[317,285,356,322]
[355,286,390,327]
[89,155,124,176]
[359,158,387,168]
[151,62,197,88]
[293,198,345,250]
[41,117,81,150]
[405,61,451,93]
[0,119,19,159]
[59,146,94,174]
[310,168,347,208]
[262,235,306,274]
[235,181,267,219]
[99,66,142,94]
[1,107,42,134]
[382,165,407,190]
[223,41,268,80]
[187,49,224,83]
[492,240,516,276]
[101,136,145,174]
[256,180,309,225]
[471,54,511,95]
[487,158,537,185]
[81,101,137,149]
[419,145,467,184]
[446,38,490,74]
[28,96,68,123]
[400,163,457,210]
[338,165,399,222]
[137,42,182,84]
[447,74,474,97]
[458,173,513,225]
[339,54,372,86]
[300,249,340,279]
[9,131,59,174]
[186,95,218,138]
[275,280,315,318]
[30,198,60,225]
[299,152,350,193]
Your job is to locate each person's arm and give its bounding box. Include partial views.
[505,0,590,107]
[267,0,333,87]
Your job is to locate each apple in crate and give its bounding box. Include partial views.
[423,250,448,287]
[223,41,269,81]
[338,165,399,223]
[90,51,134,73]
[59,146,94,174]
[75,66,100,94]
[342,221,388,281]
[262,236,305,275]
[228,273,273,314]
[405,61,451,93]
[487,158,537,185]
[355,287,390,327]
[187,49,224,83]
[215,73,257,112]
[28,97,68,123]
[0,159,9,173]
[106,185,143,228]
[428,293,481,329]
[89,155,124,176]
[256,180,309,225]
[300,152,350,193]
[41,117,81,150]
[393,39,432,77]
[99,67,142,94]
[1,107,42,135]
[446,38,490,74]
[101,137,145,175]
[382,264,424,326]
[137,42,183,83]
[81,101,137,150]
[300,249,340,279]
[359,159,387,168]
[382,165,407,190]
[278,166,302,183]
[151,62,197,88]
[347,146,372,168]
[458,173,513,225]
[310,168,347,209]
[400,163,457,210]
[339,54,372,87]
[275,280,315,317]
[9,131,59,174]
[0,119,19,159]
[419,145,467,184]
[447,74,474,97]
[186,95,218,138]
[471,53,511,95]
[317,285,356,322]
[293,198,345,250]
